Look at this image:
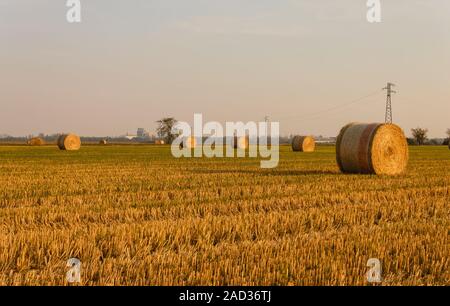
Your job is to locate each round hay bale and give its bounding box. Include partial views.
[180,136,197,149]
[233,136,249,149]
[155,140,165,145]
[336,123,408,175]
[57,134,81,151]
[28,137,45,146]
[99,139,107,145]
[292,136,315,152]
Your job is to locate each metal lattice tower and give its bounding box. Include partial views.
[383,82,396,123]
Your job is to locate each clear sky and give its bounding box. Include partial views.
[1,0,449,137]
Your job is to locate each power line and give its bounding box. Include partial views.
[273,89,383,122]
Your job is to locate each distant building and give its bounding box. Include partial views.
[137,128,150,138]
[124,132,138,140]
[315,137,336,144]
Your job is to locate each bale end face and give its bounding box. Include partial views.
[233,136,249,149]
[58,134,81,151]
[292,136,315,152]
[371,124,409,175]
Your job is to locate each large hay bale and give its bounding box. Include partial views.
[233,136,249,149]
[57,134,81,151]
[28,137,45,146]
[336,123,408,175]
[292,136,315,152]
[180,136,197,149]
[155,140,165,145]
[99,139,107,145]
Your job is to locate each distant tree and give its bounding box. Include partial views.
[156,118,178,144]
[411,127,428,145]
[444,129,450,146]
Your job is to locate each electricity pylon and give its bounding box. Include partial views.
[383,82,396,124]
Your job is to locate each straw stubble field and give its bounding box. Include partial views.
[0,145,448,285]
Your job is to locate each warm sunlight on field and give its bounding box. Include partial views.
[0,145,448,285]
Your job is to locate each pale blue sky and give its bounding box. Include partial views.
[1,0,449,137]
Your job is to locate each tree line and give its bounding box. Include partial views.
[156,117,450,146]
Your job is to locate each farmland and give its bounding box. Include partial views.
[0,145,448,285]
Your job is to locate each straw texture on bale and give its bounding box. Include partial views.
[233,136,249,149]
[28,137,45,146]
[336,123,408,175]
[292,136,315,152]
[57,134,81,151]
[180,136,197,149]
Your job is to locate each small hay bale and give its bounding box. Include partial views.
[180,136,197,149]
[99,139,107,145]
[233,136,249,149]
[57,133,81,151]
[155,140,165,145]
[336,123,408,175]
[28,137,45,146]
[292,136,315,152]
